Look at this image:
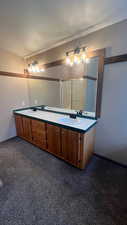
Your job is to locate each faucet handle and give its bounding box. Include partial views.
[79,110,83,116]
[76,110,83,116]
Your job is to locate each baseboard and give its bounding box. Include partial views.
[94,153,127,168]
[0,136,17,144]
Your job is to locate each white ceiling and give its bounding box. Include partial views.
[0,0,127,58]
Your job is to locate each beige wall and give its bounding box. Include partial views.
[0,49,60,142]
[96,62,127,165]
[0,49,28,142]
[0,76,30,142]
[27,20,127,165]
[0,49,29,141]
[0,48,25,73]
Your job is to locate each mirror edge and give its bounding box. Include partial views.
[93,49,105,118]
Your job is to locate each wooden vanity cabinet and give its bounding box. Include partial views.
[15,114,95,169]
[46,124,61,157]
[15,115,32,141]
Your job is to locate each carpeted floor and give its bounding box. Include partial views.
[0,137,127,225]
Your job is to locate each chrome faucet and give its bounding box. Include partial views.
[77,110,83,116]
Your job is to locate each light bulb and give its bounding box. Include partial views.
[70,61,74,67]
[74,55,78,64]
[28,67,32,73]
[81,52,86,63]
[31,65,36,73]
[35,65,40,73]
[77,58,81,64]
[40,68,45,72]
[74,55,81,64]
[66,56,71,65]
[37,67,40,73]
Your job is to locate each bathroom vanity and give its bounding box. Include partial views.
[14,49,105,169]
[14,107,96,169]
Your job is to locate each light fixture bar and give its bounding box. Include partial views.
[27,61,45,73]
[65,46,89,66]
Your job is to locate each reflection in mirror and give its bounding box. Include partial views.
[61,78,97,114]
[86,56,99,78]
[28,79,60,107]
[60,56,99,117]
[27,53,104,119]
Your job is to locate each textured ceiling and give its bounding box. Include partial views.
[0,0,127,57]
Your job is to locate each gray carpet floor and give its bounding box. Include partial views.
[0,137,127,225]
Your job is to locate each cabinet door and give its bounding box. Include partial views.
[61,128,81,167]
[47,124,61,156]
[15,115,24,137]
[22,117,32,142]
[79,127,95,169]
[31,119,47,149]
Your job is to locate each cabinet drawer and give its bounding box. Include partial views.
[31,120,46,132]
[31,119,47,149]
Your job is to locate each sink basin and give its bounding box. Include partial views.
[58,117,81,125]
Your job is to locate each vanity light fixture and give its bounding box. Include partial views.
[66,47,90,66]
[28,61,45,73]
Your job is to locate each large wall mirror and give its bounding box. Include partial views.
[28,49,105,118]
